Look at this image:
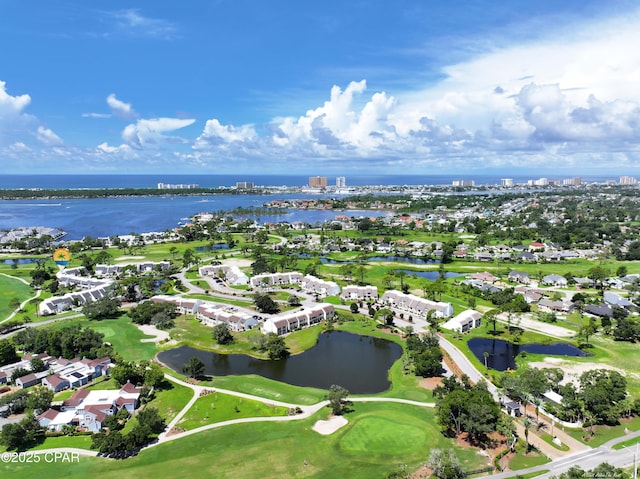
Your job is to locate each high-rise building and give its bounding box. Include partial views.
[309,176,328,188]
[236,181,254,189]
[501,178,513,187]
[620,176,638,185]
[452,180,474,187]
[336,176,346,188]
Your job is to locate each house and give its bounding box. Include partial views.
[441,310,482,333]
[604,292,634,308]
[38,384,141,433]
[468,272,498,283]
[585,304,613,318]
[41,374,70,393]
[541,274,568,288]
[508,271,531,284]
[538,299,573,313]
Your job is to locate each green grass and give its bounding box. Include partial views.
[1,402,488,478]
[508,449,551,470]
[176,391,288,430]
[613,436,640,450]
[539,432,570,451]
[0,273,34,321]
[151,380,194,423]
[49,314,158,361]
[205,374,327,405]
[563,417,640,447]
[31,434,93,451]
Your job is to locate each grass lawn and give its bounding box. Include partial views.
[203,374,327,405]
[151,379,194,423]
[176,391,289,430]
[0,273,34,320]
[49,314,158,361]
[31,434,93,451]
[539,432,570,451]
[509,449,551,470]
[2,402,489,478]
[563,417,640,447]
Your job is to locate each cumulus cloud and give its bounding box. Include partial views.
[107,93,136,120]
[0,81,30,113]
[36,126,63,146]
[194,119,257,148]
[122,117,196,149]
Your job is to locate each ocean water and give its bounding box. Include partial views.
[0,174,620,240]
[0,194,386,240]
[0,173,618,189]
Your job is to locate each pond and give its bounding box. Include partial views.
[195,244,230,251]
[467,337,589,371]
[1,258,41,265]
[298,254,440,265]
[396,270,465,281]
[157,330,402,393]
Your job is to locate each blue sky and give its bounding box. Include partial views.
[2,0,640,175]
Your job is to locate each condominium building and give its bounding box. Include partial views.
[309,176,328,188]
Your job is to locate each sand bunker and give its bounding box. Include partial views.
[137,324,171,343]
[312,416,348,435]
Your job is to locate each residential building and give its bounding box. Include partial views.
[441,310,482,332]
[381,291,453,318]
[308,176,327,188]
[261,304,335,335]
[340,285,378,301]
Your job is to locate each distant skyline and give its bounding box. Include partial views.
[2,1,640,175]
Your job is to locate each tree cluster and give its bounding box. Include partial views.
[111,360,165,388]
[127,300,177,330]
[253,293,280,314]
[91,407,166,457]
[82,295,121,320]
[212,323,234,345]
[434,377,501,445]
[12,324,113,359]
[406,332,443,377]
[0,414,45,451]
[0,339,19,367]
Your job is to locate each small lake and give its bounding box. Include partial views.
[1,258,40,265]
[298,254,440,265]
[157,330,402,393]
[195,244,231,251]
[467,337,589,371]
[396,270,465,281]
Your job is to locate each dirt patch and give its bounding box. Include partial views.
[528,358,635,385]
[419,377,443,390]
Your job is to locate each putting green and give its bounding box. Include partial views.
[339,415,428,455]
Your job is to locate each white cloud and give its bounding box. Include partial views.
[36,126,63,146]
[0,81,30,113]
[96,142,133,154]
[122,117,196,149]
[108,9,178,39]
[106,94,136,120]
[194,119,257,149]
[82,112,111,119]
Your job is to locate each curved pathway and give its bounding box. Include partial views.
[0,272,41,325]
[157,373,436,445]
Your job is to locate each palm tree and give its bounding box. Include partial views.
[523,417,533,453]
[531,396,544,424]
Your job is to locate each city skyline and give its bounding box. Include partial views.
[2,1,640,175]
